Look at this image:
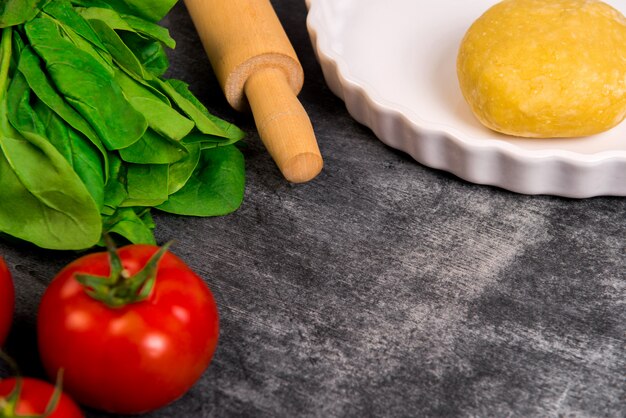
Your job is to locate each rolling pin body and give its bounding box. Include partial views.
[184,0,323,183]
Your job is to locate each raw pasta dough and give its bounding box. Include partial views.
[457,0,626,138]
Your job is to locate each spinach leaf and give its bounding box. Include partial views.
[115,68,194,142]
[119,128,187,165]
[0,30,101,250]
[0,131,101,250]
[6,71,46,136]
[44,2,114,72]
[119,14,175,48]
[0,1,247,250]
[99,0,178,23]
[0,0,49,28]
[101,207,156,245]
[69,0,110,8]
[25,15,147,150]
[54,6,171,76]
[34,101,105,209]
[102,153,127,214]
[86,17,146,77]
[153,78,239,138]
[0,120,100,219]
[77,7,175,48]
[121,163,169,207]
[85,19,173,109]
[167,79,246,142]
[166,141,201,195]
[119,31,168,77]
[42,0,106,51]
[157,145,245,216]
[5,54,105,212]
[15,44,109,175]
[183,131,243,149]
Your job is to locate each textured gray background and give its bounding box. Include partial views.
[1,1,625,417]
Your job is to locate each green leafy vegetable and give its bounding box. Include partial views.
[114,69,194,142]
[0,30,101,249]
[94,0,178,23]
[16,44,110,175]
[167,79,246,142]
[34,101,106,208]
[120,31,169,76]
[119,129,188,165]
[101,207,156,246]
[77,6,176,48]
[122,163,169,207]
[0,0,49,28]
[43,0,107,52]
[166,141,201,195]
[157,146,245,216]
[25,16,147,150]
[102,153,128,214]
[0,0,246,250]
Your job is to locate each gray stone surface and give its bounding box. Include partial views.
[1,1,625,417]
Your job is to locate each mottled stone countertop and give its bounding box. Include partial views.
[1,1,624,417]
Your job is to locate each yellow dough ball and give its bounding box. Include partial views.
[456,0,626,138]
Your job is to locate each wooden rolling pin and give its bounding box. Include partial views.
[184,0,323,183]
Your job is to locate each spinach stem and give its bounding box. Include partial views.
[0,28,12,95]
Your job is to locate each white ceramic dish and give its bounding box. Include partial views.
[305,0,626,198]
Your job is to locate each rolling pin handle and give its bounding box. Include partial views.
[244,67,323,183]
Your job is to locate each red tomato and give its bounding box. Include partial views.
[0,377,84,417]
[37,244,220,414]
[0,257,14,347]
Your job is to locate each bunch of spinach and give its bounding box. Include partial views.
[0,0,246,250]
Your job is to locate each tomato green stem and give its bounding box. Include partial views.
[75,237,172,308]
[0,352,20,417]
[0,377,20,417]
[104,234,127,286]
[42,370,63,417]
[0,370,65,418]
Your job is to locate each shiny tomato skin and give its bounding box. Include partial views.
[37,244,220,414]
[0,377,84,417]
[0,257,14,347]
